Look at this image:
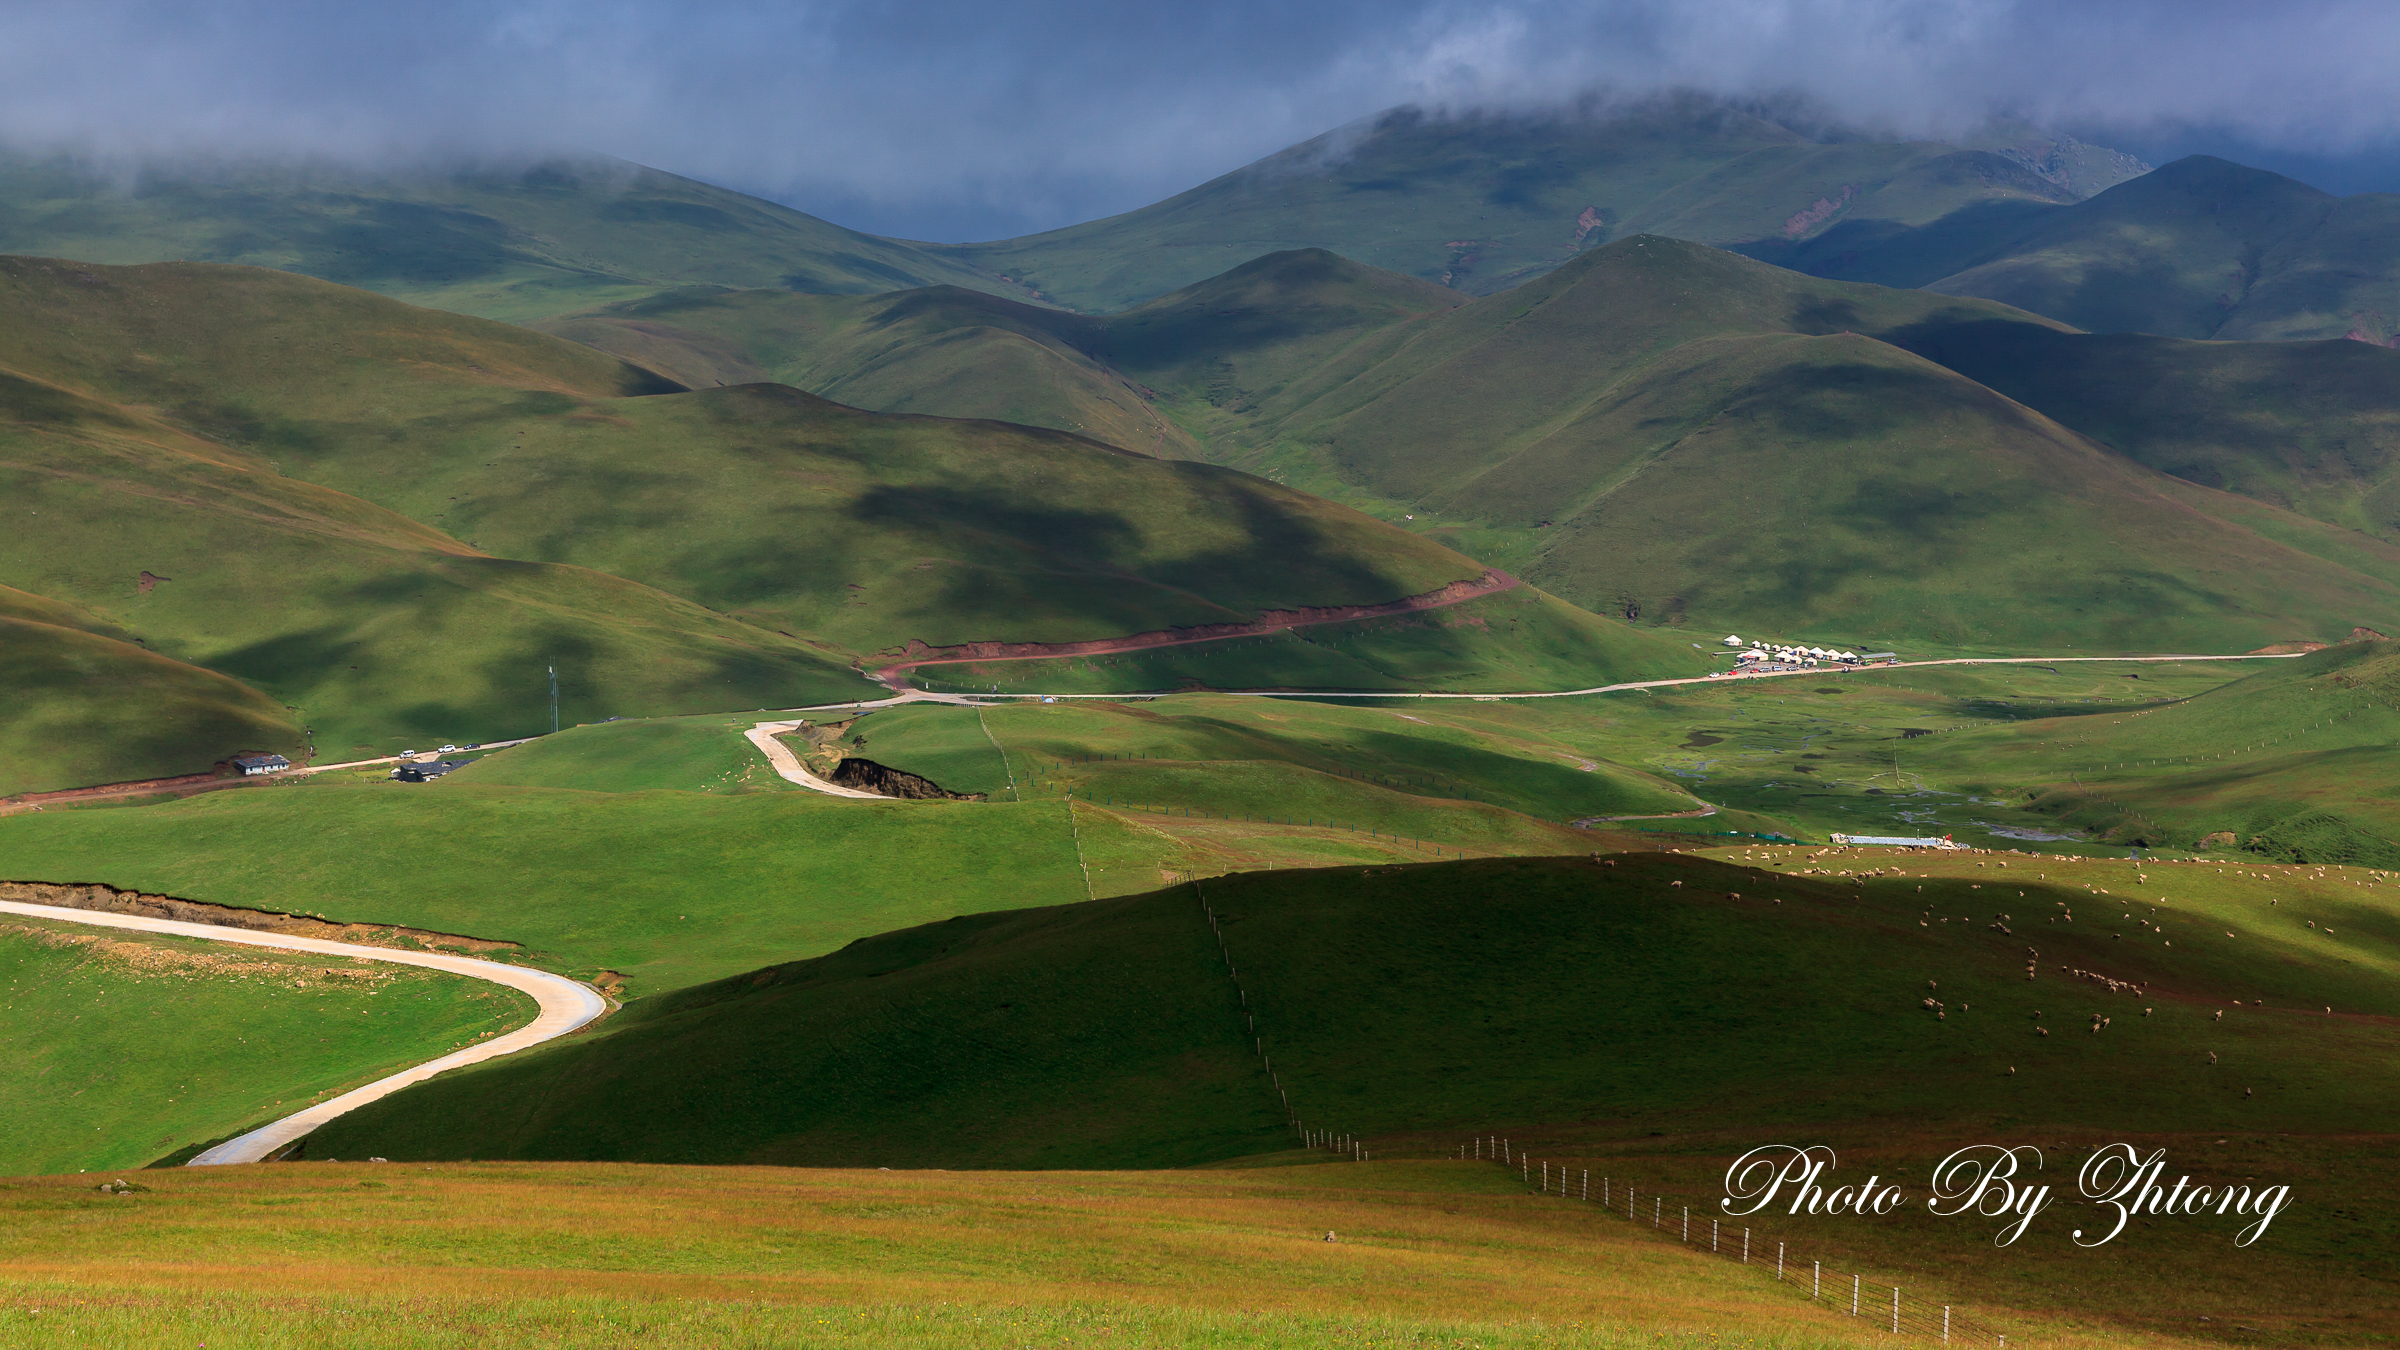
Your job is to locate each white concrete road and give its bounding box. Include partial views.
[791,651,2304,710]
[0,899,606,1166]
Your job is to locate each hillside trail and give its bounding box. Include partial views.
[0,898,605,1166]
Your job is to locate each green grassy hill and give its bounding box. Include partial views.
[539,247,1468,458]
[914,101,2143,312]
[1754,156,2400,342]
[1190,238,2400,650]
[0,151,1022,324]
[544,240,2400,652]
[0,913,527,1175]
[307,848,2400,1163]
[0,324,868,760]
[0,606,302,797]
[0,255,1683,783]
[1905,642,2400,862]
[1889,318,2400,543]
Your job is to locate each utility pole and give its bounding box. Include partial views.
[548,664,559,735]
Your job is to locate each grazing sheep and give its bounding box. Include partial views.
[2208,1052,2218,1064]
[2214,1010,2224,1021]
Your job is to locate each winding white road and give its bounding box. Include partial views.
[0,898,606,1166]
[744,721,888,798]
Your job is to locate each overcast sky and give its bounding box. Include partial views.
[5,0,2398,241]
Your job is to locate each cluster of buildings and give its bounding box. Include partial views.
[1714,635,1898,673]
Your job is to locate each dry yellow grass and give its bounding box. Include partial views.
[0,1158,2228,1348]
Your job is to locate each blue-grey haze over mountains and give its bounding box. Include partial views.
[3,0,2397,241]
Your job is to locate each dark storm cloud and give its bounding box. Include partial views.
[4,1,2397,240]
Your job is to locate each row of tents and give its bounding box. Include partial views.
[1722,636,1881,665]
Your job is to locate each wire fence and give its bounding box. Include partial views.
[1199,886,2018,1346]
[1454,1138,2017,1345]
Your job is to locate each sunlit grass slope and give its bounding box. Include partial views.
[1505,656,2264,848]
[1756,155,2400,342]
[440,712,804,795]
[0,256,1643,690]
[913,100,2133,312]
[542,234,2400,653]
[1203,237,2400,650]
[891,587,1707,696]
[1905,642,2400,862]
[0,779,1098,996]
[0,151,1021,323]
[0,1162,2036,1350]
[0,366,868,759]
[311,848,2400,1167]
[0,915,526,1175]
[0,596,301,797]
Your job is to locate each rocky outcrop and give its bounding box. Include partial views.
[827,759,985,801]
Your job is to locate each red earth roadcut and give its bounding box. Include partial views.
[871,569,1521,685]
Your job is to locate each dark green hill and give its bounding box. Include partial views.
[1887,319,2400,542]
[918,101,2143,313]
[309,849,2400,1167]
[0,151,1023,324]
[1755,156,2400,342]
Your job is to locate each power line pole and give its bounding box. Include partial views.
[548,663,559,735]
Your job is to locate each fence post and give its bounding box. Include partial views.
[1682,1207,1689,1241]
[1654,1197,1660,1227]
[1813,1262,1819,1300]
[1943,1305,1951,1344]
[1852,1275,1860,1317]
[1522,1158,1529,1184]
[1712,1218,1718,1251]
[1893,1288,1900,1335]
[1743,1229,1749,1263]
[1777,1241,1784,1280]
[1582,1169,1589,1201]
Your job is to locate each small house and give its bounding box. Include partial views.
[230,754,290,776]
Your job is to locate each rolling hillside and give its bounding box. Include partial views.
[0,150,1023,324]
[0,255,1688,782]
[1910,640,2400,863]
[915,99,2146,312]
[1890,317,2400,543]
[1753,156,2400,342]
[0,591,303,798]
[310,849,2400,1164]
[585,238,2400,651]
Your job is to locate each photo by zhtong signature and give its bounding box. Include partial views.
[1718,1143,2294,1247]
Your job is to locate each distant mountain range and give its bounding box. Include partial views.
[6,99,2395,345]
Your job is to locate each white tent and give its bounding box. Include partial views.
[1723,635,1743,646]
